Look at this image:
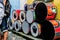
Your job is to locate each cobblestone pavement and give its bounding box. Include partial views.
[7,31,43,40]
[8,32,26,40]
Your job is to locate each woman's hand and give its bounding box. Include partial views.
[3,0,6,5]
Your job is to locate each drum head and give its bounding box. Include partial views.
[22,21,29,34]
[26,10,34,23]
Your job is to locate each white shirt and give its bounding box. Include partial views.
[0,2,5,24]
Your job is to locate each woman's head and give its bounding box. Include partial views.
[35,2,47,22]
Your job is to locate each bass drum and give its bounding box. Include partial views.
[31,22,41,37]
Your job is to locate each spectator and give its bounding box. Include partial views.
[0,0,11,40]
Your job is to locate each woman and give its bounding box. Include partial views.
[0,0,11,40]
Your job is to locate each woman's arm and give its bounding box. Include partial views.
[3,0,6,5]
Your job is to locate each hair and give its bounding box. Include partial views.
[35,2,47,22]
[5,0,11,18]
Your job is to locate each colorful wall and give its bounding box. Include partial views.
[53,0,60,20]
[9,0,20,19]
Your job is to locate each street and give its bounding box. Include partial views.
[7,31,42,40]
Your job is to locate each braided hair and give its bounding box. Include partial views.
[5,0,11,18]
